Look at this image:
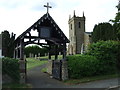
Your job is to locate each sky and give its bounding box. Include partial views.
[0,0,118,38]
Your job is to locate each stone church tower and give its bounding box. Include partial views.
[68,11,86,54]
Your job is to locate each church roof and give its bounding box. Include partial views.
[15,13,69,44]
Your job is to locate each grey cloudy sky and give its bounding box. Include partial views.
[0,0,118,38]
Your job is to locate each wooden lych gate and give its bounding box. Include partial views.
[14,9,69,83]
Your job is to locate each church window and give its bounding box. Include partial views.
[71,24,72,30]
[79,22,81,28]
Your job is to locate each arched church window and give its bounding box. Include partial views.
[79,22,81,28]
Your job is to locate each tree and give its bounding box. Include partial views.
[110,1,120,41]
[1,30,15,57]
[24,45,48,57]
[92,23,115,42]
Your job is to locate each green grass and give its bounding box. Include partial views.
[41,68,48,73]
[39,55,63,60]
[26,58,48,70]
[64,74,120,85]
[2,83,32,89]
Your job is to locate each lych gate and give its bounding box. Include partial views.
[14,3,69,83]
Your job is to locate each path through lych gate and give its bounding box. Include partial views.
[26,64,67,88]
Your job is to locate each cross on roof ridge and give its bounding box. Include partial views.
[44,2,52,13]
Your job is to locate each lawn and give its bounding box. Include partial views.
[38,55,63,60]
[26,55,62,71]
[26,58,48,70]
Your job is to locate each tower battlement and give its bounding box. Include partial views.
[68,11,85,54]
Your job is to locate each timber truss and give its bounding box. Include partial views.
[14,13,69,60]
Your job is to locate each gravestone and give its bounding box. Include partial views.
[29,53,31,58]
[38,53,41,57]
[45,53,47,56]
[35,54,37,59]
[31,53,34,58]
[59,52,61,55]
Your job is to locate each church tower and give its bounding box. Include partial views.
[68,11,85,54]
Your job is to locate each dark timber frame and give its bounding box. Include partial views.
[14,13,69,60]
[14,13,69,82]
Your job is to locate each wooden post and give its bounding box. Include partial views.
[48,45,51,60]
[20,39,24,60]
[55,45,58,60]
[63,43,66,60]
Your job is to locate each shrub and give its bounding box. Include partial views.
[2,57,20,82]
[67,41,119,79]
[67,55,99,79]
[86,40,119,61]
[85,40,119,75]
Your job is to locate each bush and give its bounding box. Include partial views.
[67,41,119,79]
[67,55,99,79]
[85,40,119,75]
[2,57,20,82]
[86,40,119,61]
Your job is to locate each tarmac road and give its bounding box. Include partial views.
[26,64,120,89]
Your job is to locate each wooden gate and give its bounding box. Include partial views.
[52,60,62,80]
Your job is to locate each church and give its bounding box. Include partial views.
[68,11,92,55]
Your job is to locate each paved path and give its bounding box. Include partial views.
[26,64,120,89]
[26,64,67,88]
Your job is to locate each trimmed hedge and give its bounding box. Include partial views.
[67,41,118,79]
[2,57,20,82]
[67,54,117,79]
[67,55,99,79]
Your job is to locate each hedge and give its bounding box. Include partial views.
[67,55,99,79]
[86,40,119,62]
[67,55,117,79]
[86,40,119,74]
[2,57,20,82]
[67,41,118,79]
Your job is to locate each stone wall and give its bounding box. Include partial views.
[19,59,27,84]
[62,60,68,80]
[46,60,53,75]
[46,60,68,81]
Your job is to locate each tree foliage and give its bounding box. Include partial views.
[92,1,120,42]
[92,23,115,42]
[110,1,120,41]
[1,30,15,57]
[24,45,48,57]
[86,40,119,62]
[86,41,120,71]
